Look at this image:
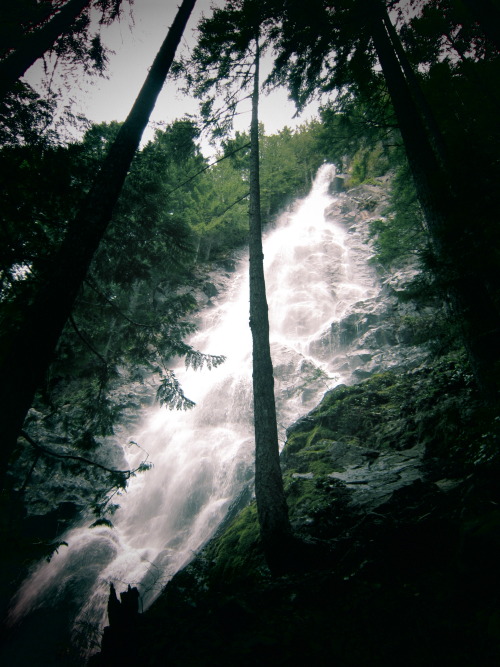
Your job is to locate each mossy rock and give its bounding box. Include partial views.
[203,503,266,587]
[121,351,500,667]
[283,354,482,467]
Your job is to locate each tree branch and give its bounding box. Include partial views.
[202,92,252,129]
[19,451,41,495]
[215,191,250,219]
[164,141,251,197]
[20,430,150,478]
[84,278,159,328]
[68,314,108,366]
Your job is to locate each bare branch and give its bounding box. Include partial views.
[84,278,159,328]
[165,141,251,197]
[69,314,108,366]
[20,430,150,478]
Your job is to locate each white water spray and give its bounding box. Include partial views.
[7,165,379,657]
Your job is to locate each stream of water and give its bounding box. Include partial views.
[5,164,379,661]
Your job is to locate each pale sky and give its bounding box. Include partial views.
[26,0,319,151]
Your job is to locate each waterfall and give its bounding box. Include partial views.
[5,164,379,660]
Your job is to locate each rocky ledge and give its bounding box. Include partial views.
[92,352,500,666]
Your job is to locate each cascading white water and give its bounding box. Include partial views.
[6,164,379,658]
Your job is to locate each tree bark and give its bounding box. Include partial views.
[367,0,500,401]
[248,38,293,574]
[367,4,452,256]
[380,4,450,176]
[0,0,197,490]
[0,0,92,99]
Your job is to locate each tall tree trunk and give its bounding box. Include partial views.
[367,0,500,401]
[380,4,450,176]
[248,38,293,574]
[0,0,197,490]
[0,0,91,99]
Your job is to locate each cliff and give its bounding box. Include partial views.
[92,358,500,666]
[90,180,500,666]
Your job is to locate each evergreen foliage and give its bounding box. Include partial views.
[0,0,130,96]
[243,0,500,398]
[2,1,500,656]
[0,1,131,146]
[369,161,427,267]
[0,111,330,550]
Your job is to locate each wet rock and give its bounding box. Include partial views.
[351,368,374,380]
[286,414,318,438]
[292,472,314,480]
[328,440,376,468]
[202,282,219,298]
[219,258,236,272]
[329,175,346,194]
[327,444,426,510]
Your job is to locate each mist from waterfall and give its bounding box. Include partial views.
[5,164,379,660]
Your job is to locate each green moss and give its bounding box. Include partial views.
[345,143,390,187]
[285,476,325,519]
[134,348,500,667]
[205,503,265,585]
[282,356,483,469]
[305,424,336,446]
[308,458,336,476]
[284,373,401,455]
[283,472,353,539]
[284,431,309,455]
[173,353,484,600]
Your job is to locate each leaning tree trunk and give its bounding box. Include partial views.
[248,38,293,574]
[0,0,197,490]
[0,2,61,58]
[380,3,450,176]
[0,0,91,99]
[367,0,500,401]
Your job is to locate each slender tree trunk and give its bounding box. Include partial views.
[248,38,293,574]
[0,0,91,99]
[367,0,500,401]
[0,0,197,490]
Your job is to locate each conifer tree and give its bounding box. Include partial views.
[248,36,293,573]
[363,0,500,399]
[0,0,126,99]
[0,0,197,490]
[254,0,500,400]
[188,1,293,572]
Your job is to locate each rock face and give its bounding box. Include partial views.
[89,179,500,667]
[280,363,468,535]
[326,182,431,381]
[104,353,500,667]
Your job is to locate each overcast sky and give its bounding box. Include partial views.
[26,0,319,151]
